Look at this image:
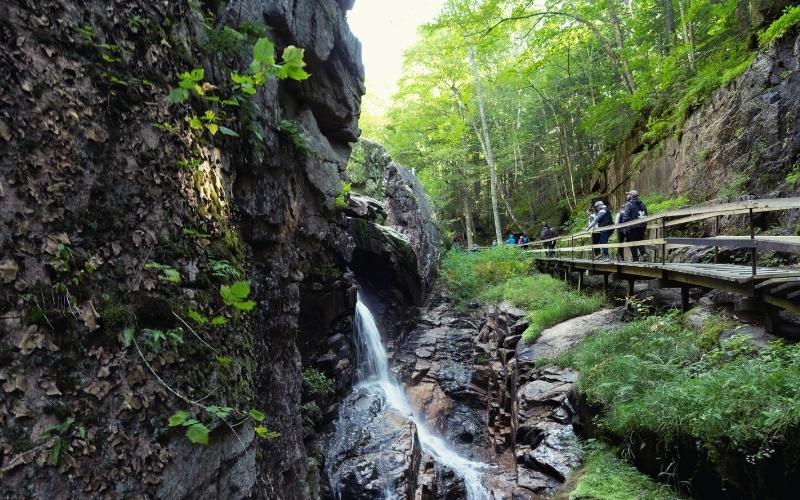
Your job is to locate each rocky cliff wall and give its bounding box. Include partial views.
[0,1,363,498]
[596,32,800,211]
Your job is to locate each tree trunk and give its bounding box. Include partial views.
[469,45,503,244]
[678,0,697,71]
[461,182,475,249]
[662,0,676,52]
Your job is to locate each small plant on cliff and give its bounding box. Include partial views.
[302,368,334,396]
[220,280,256,312]
[167,406,278,445]
[335,182,352,209]
[759,5,800,47]
[40,417,77,466]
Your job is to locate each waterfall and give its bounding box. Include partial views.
[353,293,489,500]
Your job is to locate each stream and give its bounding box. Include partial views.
[329,293,489,499]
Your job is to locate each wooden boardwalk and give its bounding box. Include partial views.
[520,197,800,327]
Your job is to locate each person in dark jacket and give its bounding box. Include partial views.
[587,201,613,260]
[621,190,648,261]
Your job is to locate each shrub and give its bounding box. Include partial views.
[441,246,533,307]
[563,312,800,461]
[759,5,800,47]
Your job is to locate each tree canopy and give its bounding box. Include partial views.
[370,0,796,243]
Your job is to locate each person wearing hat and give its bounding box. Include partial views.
[540,223,556,257]
[587,200,613,260]
[621,190,648,261]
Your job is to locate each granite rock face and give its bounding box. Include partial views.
[0,1,363,498]
[597,32,800,214]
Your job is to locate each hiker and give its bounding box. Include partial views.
[587,201,613,260]
[621,190,648,261]
[615,207,627,261]
[541,223,556,257]
[505,233,516,245]
[587,207,598,256]
[518,233,530,245]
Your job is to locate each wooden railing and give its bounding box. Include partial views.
[520,197,800,276]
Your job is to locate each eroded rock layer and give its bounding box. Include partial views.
[0,1,364,498]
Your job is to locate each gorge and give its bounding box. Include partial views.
[2,0,800,499]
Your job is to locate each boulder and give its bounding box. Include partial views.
[326,387,421,499]
[517,308,624,364]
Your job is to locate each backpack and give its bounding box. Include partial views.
[635,199,648,219]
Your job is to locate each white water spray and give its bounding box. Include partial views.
[354,293,489,499]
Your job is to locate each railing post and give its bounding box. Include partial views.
[590,230,595,264]
[750,208,757,277]
[714,215,720,264]
[660,216,666,265]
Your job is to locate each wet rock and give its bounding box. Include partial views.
[326,387,421,499]
[524,425,581,482]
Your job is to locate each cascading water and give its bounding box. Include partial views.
[350,293,489,499]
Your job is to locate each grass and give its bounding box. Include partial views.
[481,276,606,343]
[557,311,800,461]
[441,247,605,342]
[559,442,683,500]
[441,245,534,308]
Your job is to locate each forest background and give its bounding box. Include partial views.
[359,0,800,246]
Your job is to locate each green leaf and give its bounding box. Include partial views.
[219,126,239,137]
[206,123,219,136]
[281,46,310,81]
[234,300,256,312]
[49,439,63,466]
[211,315,227,326]
[185,422,210,445]
[215,355,233,366]
[168,410,189,427]
[167,87,189,104]
[254,425,280,439]
[162,268,181,283]
[122,326,135,347]
[252,38,276,66]
[178,78,196,90]
[205,405,233,418]
[190,68,205,81]
[247,408,266,422]
[188,116,203,130]
[187,308,209,325]
[229,280,251,300]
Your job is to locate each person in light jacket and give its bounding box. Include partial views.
[587,201,613,260]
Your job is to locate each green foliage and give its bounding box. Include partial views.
[141,327,184,352]
[302,368,334,396]
[208,258,243,280]
[567,442,682,500]
[220,280,256,312]
[335,182,351,209]
[639,193,691,215]
[785,161,800,188]
[481,276,605,342]
[759,5,800,47]
[144,262,181,284]
[277,118,309,151]
[168,410,211,445]
[441,246,533,308]
[562,312,800,461]
[719,173,749,199]
[41,416,76,466]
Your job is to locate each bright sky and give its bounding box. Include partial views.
[348,0,445,107]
